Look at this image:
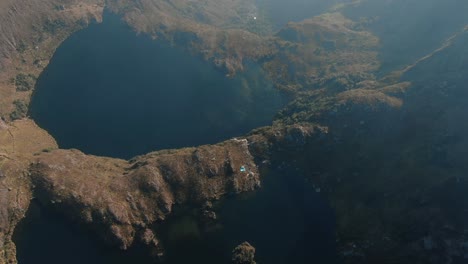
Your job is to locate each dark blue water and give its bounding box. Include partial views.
[342,0,468,74]
[13,200,154,264]
[30,13,283,159]
[14,168,336,264]
[158,167,337,264]
[219,169,337,263]
[19,11,335,264]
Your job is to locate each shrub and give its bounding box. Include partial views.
[43,19,66,34]
[15,73,36,91]
[16,41,27,53]
[9,100,28,120]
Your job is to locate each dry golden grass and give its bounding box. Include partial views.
[0,119,57,264]
[264,12,380,92]
[337,89,403,109]
[0,119,56,158]
[31,137,260,250]
[0,0,104,118]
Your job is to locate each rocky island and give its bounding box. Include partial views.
[1,0,468,263]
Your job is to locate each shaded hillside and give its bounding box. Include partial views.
[270,28,468,264]
[342,0,468,73]
[265,12,379,93]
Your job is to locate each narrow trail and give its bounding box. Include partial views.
[6,127,15,153]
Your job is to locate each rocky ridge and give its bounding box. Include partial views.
[30,137,261,251]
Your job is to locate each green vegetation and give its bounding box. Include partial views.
[9,100,28,120]
[15,73,36,91]
[53,4,65,11]
[43,19,67,34]
[33,59,41,67]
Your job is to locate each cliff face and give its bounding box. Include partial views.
[19,123,323,262]
[30,138,260,251]
[0,119,56,264]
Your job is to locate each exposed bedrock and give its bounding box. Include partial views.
[30,139,257,251]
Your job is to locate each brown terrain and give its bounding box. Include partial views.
[31,138,262,252]
[0,119,57,263]
[1,0,468,264]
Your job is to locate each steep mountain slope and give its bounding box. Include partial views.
[271,28,468,264]
[342,0,468,73]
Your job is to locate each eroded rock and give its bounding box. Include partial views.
[232,241,256,264]
[0,119,57,264]
[30,137,262,251]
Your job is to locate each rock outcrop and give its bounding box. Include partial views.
[26,123,322,255]
[30,138,260,251]
[232,242,256,264]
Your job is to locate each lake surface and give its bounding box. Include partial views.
[30,12,283,159]
[19,11,336,264]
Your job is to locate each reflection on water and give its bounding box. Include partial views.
[30,12,283,159]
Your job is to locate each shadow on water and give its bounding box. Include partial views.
[217,167,337,264]
[158,166,338,264]
[13,200,154,264]
[29,11,284,159]
[13,168,337,264]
